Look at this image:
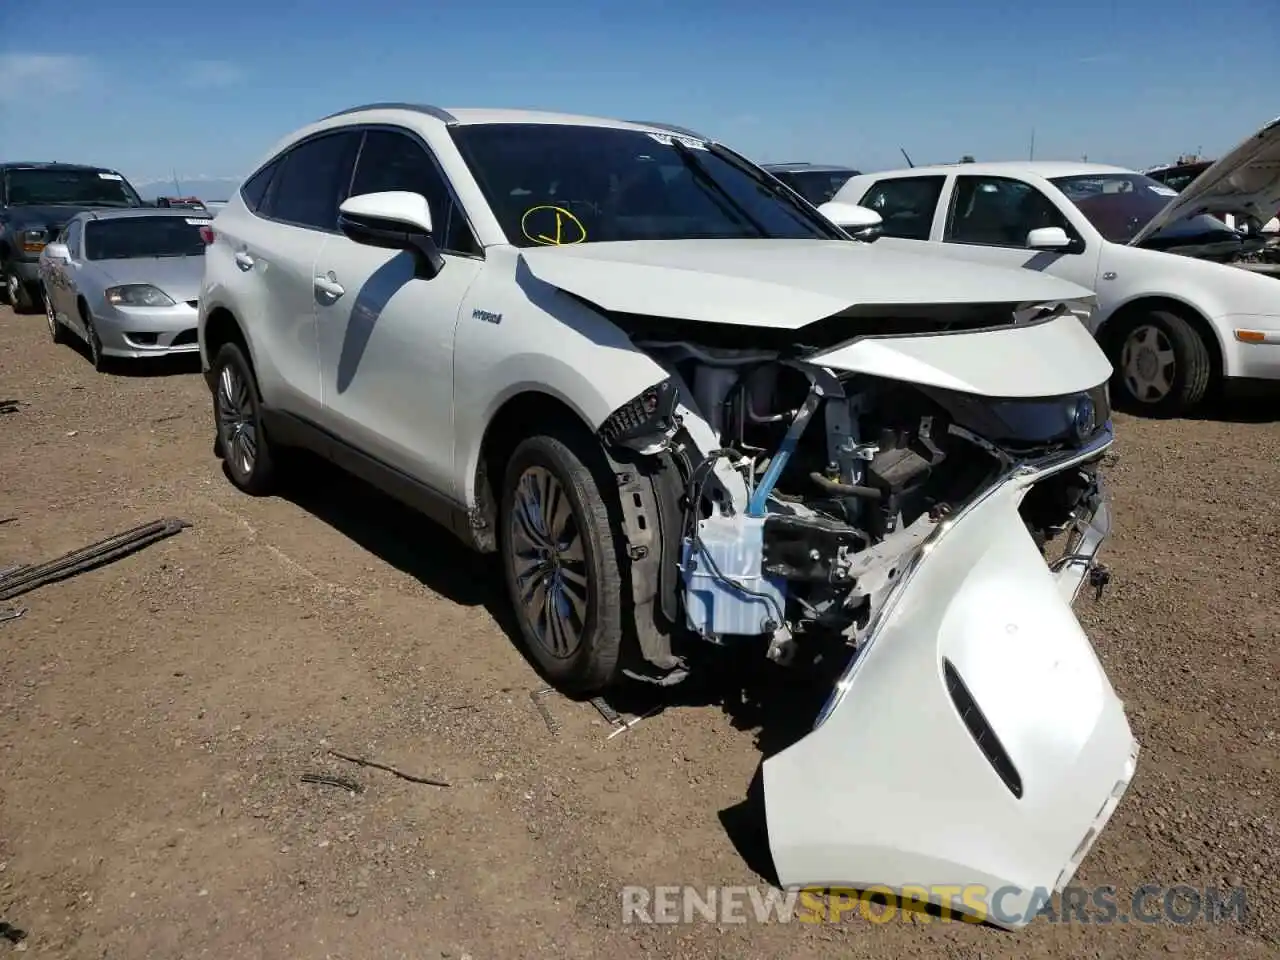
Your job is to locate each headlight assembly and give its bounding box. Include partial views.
[105,284,175,307]
[21,228,46,252]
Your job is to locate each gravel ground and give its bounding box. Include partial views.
[0,304,1277,960]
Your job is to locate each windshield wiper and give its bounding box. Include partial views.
[667,139,769,238]
[704,143,845,238]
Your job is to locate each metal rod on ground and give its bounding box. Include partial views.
[327,749,450,787]
[606,705,663,740]
[0,518,191,602]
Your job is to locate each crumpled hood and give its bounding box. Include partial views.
[1131,115,1280,246]
[520,238,1094,330]
[91,256,204,303]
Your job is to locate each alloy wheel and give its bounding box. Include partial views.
[1120,324,1176,403]
[216,363,257,479]
[44,290,57,340]
[508,465,590,659]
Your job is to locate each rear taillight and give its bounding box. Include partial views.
[198,225,215,245]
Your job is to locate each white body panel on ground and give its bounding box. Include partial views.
[764,431,1138,929]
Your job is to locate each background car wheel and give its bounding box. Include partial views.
[499,428,625,695]
[211,342,279,495]
[1109,309,1211,417]
[5,271,37,314]
[43,288,66,344]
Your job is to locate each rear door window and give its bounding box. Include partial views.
[261,131,362,231]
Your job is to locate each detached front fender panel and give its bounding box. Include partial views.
[763,428,1139,930]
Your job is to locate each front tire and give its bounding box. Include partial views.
[44,287,66,344]
[211,342,279,495]
[499,429,625,695]
[1109,308,1212,417]
[82,309,106,372]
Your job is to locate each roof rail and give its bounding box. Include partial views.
[318,102,457,124]
[627,119,711,141]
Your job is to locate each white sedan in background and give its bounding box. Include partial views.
[821,117,1280,416]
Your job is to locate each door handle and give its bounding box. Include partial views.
[313,275,345,300]
[234,251,255,271]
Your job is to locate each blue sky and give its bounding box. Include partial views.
[1,0,1275,192]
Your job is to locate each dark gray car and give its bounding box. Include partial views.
[38,208,211,370]
[0,162,146,313]
[762,162,861,206]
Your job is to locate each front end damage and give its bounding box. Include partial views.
[762,430,1138,929]
[593,301,1138,926]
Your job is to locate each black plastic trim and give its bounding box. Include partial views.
[943,658,1025,799]
[260,408,478,549]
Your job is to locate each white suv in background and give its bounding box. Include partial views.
[197,103,1138,927]
[824,116,1280,417]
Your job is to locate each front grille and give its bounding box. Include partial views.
[943,658,1024,798]
[171,329,197,346]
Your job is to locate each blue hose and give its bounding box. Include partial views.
[747,432,799,516]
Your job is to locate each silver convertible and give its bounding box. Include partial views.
[38,208,212,370]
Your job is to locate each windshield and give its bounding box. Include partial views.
[83,216,207,260]
[449,123,846,246]
[6,168,141,207]
[1049,172,1223,243]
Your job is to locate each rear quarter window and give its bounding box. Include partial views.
[240,160,279,214]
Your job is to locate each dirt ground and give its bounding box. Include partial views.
[0,303,1277,960]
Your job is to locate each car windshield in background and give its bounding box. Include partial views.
[1050,172,1199,243]
[449,124,845,246]
[6,169,140,207]
[84,217,207,260]
[776,170,858,205]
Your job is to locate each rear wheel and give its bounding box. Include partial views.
[1109,308,1212,417]
[499,428,625,695]
[211,342,279,495]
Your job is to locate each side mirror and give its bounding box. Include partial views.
[1026,226,1072,250]
[42,242,70,263]
[337,191,444,277]
[817,201,884,242]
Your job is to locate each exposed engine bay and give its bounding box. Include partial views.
[596,310,1111,678]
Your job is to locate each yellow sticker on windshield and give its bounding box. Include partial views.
[520,205,587,245]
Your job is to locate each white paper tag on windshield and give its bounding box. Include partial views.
[646,132,708,150]
[185,218,212,225]
[1148,184,1177,197]
[98,172,123,180]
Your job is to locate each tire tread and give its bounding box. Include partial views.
[1111,308,1213,417]
[499,425,626,695]
[212,342,279,496]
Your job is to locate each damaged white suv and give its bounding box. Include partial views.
[198,104,1139,927]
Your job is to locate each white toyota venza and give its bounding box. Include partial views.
[197,104,1139,928]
